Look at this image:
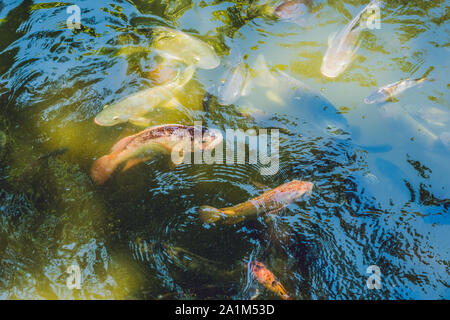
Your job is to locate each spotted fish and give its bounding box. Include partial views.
[91,124,222,184]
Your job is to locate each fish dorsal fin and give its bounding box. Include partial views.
[129,116,152,127]
[414,66,434,83]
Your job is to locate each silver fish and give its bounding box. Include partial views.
[365,76,427,104]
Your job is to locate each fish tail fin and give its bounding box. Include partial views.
[416,76,427,84]
[198,205,228,224]
[91,154,117,184]
[417,66,435,83]
[274,281,291,300]
[369,0,381,7]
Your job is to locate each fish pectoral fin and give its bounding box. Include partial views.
[387,97,399,103]
[122,157,152,172]
[328,31,337,46]
[159,97,182,109]
[129,116,152,127]
[175,64,195,87]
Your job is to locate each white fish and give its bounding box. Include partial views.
[95,65,195,127]
[321,0,380,78]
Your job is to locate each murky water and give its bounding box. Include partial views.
[0,0,448,299]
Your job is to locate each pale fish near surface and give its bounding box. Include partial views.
[218,61,250,106]
[90,124,222,184]
[237,54,349,135]
[94,65,195,127]
[321,0,380,78]
[252,54,310,92]
[416,107,450,127]
[379,104,439,142]
[151,26,220,70]
[248,54,308,107]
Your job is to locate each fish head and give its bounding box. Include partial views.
[217,63,247,105]
[193,51,220,70]
[299,181,314,195]
[272,180,313,203]
[250,261,267,279]
[282,180,314,196]
[217,79,241,106]
[193,127,223,151]
[153,27,219,70]
[364,88,389,105]
[250,262,277,288]
[94,105,130,126]
[188,37,220,69]
[275,1,307,20]
[320,52,351,78]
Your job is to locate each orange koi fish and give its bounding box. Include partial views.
[250,261,291,300]
[199,180,313,224]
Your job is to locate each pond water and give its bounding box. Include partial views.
[0,0,448,299]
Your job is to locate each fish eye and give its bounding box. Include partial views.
[272,281,277,287]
